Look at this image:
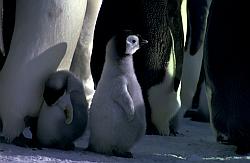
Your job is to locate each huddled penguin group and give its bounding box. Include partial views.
[1,0,250,158]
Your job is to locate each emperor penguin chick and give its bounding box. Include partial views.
[36,70,88,150]
[88,30,148,158]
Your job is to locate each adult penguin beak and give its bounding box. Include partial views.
[141,39,148,46]
[138,34,148,46]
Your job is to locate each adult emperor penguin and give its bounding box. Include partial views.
[91,0,184,136]
[0,0,87,143]
[180,0,211,123]
[36,70,88,150]
[88,30,147,158]
[204,0,249,154]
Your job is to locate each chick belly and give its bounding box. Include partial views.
[89,102,141,154]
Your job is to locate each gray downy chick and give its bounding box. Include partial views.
[36,70,88,150]
[88,30,148,158]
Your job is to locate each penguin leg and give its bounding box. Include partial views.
[169,113,180,136]
[7,116,41,149]
[144,99,160,135]
[12,134,34,148]
[1,115,25,143]
[23,116,42,149]
[169,109,185,136]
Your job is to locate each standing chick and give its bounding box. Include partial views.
[88,30,147,158]
[36,70,88,150]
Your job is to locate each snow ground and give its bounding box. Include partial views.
[1,118,250,163]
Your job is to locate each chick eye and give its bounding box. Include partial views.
[132,40,136,44]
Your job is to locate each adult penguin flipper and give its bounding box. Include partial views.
[0,0,16,69]
[172,16,184,92]
[168,0,184,92]
[186,0,211,55]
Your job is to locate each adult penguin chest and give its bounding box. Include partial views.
[133,17,172,89]
[132,1,182,135]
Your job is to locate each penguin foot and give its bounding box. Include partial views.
[0,136,6,143]
[183,109,197,118]
[85,145,93,152]
[2,118,25,143]
[12,134,42,150]
[169,130,184,137]
[58,142,75,151]
[146,123,160,135]
[216,134,231,145]
[191,112,209,123]
[236,144,250,155]
[112,150,133,158]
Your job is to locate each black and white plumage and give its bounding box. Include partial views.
[0,1,86,143]
[204,0,250,154]
[91,0,184,136]
[36,70,88,150]
[88,30,147,158]
[180,0,211,123]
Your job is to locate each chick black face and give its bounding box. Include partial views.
[43,72,67,106]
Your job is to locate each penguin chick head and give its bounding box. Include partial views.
[113,30,148,58]
[43,71,67,106]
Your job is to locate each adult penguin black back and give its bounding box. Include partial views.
[36,70,88,150]
[203,0,250,154]
[91,0,184,135]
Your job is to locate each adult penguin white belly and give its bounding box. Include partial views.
[204,0,249,154]
[0,0,86,142]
